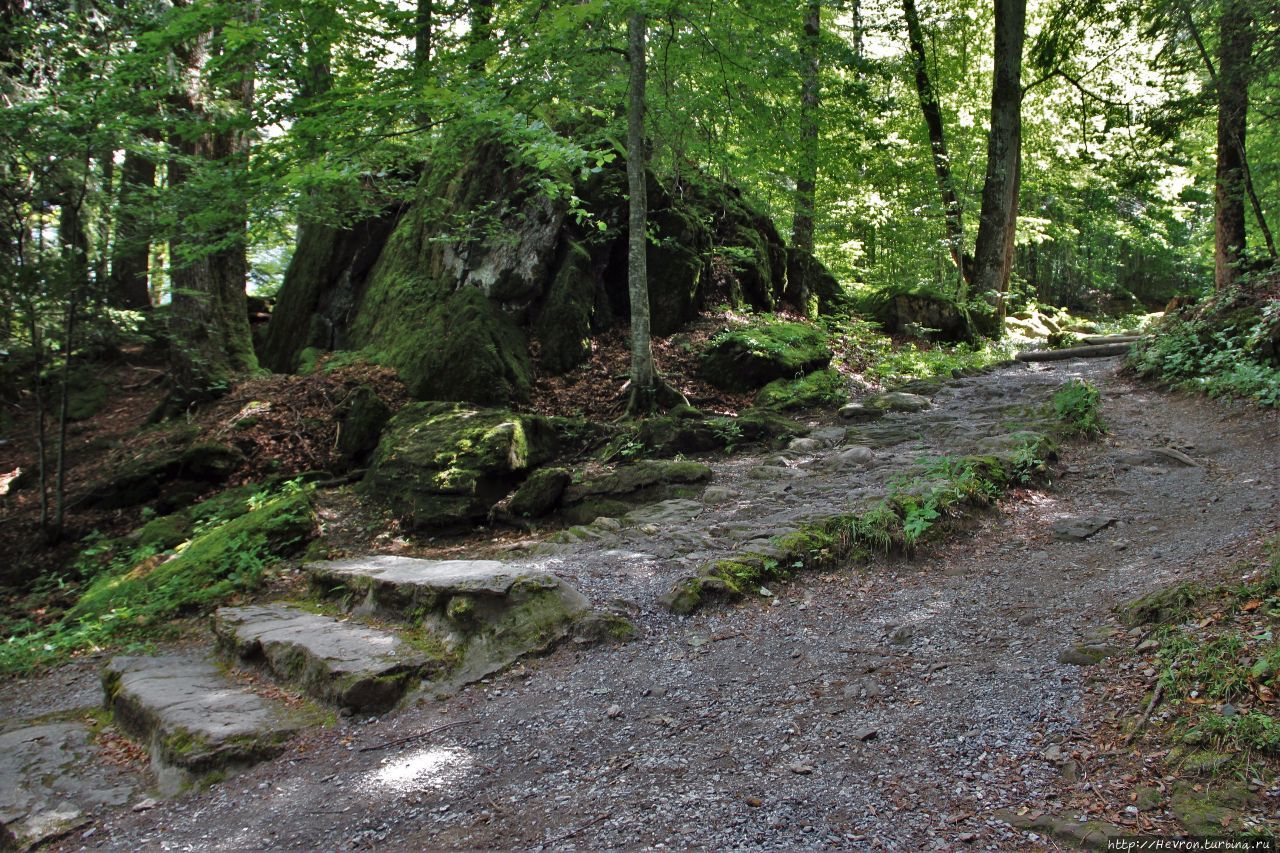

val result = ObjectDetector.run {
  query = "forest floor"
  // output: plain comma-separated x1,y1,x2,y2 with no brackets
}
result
5,354,1279,850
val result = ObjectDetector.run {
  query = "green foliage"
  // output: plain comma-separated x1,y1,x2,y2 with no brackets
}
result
755,368,848,410
1051,379,1106,437
0,482,316,676
1129,300,1280,408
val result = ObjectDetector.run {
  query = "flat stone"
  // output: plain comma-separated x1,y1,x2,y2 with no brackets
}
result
787,437,824,453
871,392,931,412
103,656,304,795
838,403,885,421
702,486,735,505
1058,643,1122,666
308,556,591,690
830,445,874,469
214,605,437,712
1051,516,1117,541
623,499,704,526
0,722,136,849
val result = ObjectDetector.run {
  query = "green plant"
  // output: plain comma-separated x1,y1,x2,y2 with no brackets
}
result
1051,379,1106,437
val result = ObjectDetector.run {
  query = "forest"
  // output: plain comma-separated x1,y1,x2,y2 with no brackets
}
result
1,0,1279,847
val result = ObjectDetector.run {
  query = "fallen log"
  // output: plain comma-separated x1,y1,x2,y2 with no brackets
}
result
1080,333,1141,343
1015,342,1132,362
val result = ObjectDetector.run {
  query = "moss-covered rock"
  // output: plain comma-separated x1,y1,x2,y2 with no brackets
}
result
785,247,847,316
65,367,109,421
700,321,832,392
755,369,848,410
509,467,572,518
136,515,194,551
336,384,392,466
77,438,244,511
364,402,559,529
69,490,315,623
534,241,600,374
562,459,712,504
1170,780,1254,835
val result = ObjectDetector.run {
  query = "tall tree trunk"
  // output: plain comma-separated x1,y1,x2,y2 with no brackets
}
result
970,0,1026,323
626,10,656,415
165,7,257,410
903,0,967,289
1179,0,1274,261
1214,0,1253,291
469,0,493,74
414,0,433,125
110,147,155,309
791,0,820,257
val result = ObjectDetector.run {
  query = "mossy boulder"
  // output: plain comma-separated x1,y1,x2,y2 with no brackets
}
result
136,514,194,551
786,248,847,316
69,490,315,624
364,402,559,529
336,384,392,466
77,438,244,511
509,467,572,518
562,459,713,505
534,241,601,374
65,366,109,421
700,322,832,392
755,369,848,410
1169,781,1254,835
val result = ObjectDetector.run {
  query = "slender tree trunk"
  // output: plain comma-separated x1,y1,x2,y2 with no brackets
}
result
903,0,967,289
53,293,76,539
970,0,1026,323
1214,0,1253,291
414,0,433,125
791,0,820,257
626,10,656,414
110,147,155,309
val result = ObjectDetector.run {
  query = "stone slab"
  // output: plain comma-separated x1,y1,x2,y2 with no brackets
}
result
214,605,436,712
0,722,136,849
103,655,304,795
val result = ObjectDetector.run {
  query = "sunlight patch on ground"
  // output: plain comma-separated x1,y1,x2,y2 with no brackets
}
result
359,746,472,796
0,467,18,497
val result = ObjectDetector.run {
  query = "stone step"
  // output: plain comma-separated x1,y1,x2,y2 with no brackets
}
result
213,604,441,713
306,556,593,686
103,655,305,795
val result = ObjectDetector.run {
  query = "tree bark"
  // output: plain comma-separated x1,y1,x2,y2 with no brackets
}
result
110,147,155,309
791,0,820,258
626,10,656,415
903,0,967,288
970,0,1026,321
1214,0,1253,290
469,0,493,74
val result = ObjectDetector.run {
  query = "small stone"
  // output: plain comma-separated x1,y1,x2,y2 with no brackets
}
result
838,403,884,421
852,727,879,742
1041,744,1065,762
132,798,158,813
788,762,814,775
606,704,622,719
958,832,978,843
745,796,763,808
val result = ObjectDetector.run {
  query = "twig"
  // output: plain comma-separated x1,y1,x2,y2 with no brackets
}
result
1122,683,1165,747
548,812,609,844
357,719,471,753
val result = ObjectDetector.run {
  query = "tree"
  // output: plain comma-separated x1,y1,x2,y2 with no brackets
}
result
969,0,1026,320
1214,0,1254,291
902,0,968,287
791,0,821,257
624,6,685,416
163,0,260,410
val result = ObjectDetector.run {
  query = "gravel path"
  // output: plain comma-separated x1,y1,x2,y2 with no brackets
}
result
41,358,1280,850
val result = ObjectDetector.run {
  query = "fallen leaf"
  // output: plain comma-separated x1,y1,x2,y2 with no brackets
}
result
1241,600,1261,612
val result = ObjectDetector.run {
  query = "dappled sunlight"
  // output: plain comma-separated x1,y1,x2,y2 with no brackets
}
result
358,746,473,796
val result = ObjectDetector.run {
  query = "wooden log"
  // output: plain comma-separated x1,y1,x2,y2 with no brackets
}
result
1015,342,1132,362
1080,335,1142,345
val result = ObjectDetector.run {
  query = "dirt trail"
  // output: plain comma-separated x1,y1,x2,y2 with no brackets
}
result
38,359,1280,849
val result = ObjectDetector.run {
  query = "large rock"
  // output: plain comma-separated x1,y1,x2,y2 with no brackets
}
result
74,437,243,511
103,656,306,795
214,605,441,712
307,556,592,687
364,402,559,529
0,723,136,849
700,322,833,392
261,138,839,400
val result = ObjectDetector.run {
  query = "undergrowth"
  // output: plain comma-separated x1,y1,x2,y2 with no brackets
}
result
1146,537,1280,758
0,480,317,676
1051,379,1106,437
1128,286,1280,408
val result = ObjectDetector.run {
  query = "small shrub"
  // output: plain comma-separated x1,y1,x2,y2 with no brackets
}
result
1052,379,1106,437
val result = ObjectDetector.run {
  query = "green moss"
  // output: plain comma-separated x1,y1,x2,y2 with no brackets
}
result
136,515,193,551
755,368,848,410
535,241,597,374
509,467,571,518
700,320,832,392
69,490,315,623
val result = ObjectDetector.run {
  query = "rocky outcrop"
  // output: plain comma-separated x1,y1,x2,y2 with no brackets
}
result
362,402,559,529
261,140,843,405
700,322,833,392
